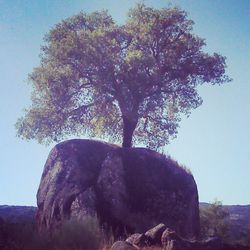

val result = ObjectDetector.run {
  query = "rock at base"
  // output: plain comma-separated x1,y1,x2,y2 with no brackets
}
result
145,223,166,245
115,224,224,250
110,241,137,250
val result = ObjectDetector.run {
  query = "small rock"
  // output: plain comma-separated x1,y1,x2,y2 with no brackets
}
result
145,223,166,245
161,228,179,247
110,241,138,250
126,233,147,246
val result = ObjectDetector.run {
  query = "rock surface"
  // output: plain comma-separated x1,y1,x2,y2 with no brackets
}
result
110,241,137,250
145,223,166,244
36,139,116,229
36,139,199,238
126,233,147,247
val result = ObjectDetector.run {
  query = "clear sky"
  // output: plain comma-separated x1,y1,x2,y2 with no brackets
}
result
0,0,250,206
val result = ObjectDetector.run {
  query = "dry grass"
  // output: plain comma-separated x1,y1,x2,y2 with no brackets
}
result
0,217,116,250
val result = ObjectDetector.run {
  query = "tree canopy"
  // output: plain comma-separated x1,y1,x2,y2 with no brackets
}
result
16,3,230,149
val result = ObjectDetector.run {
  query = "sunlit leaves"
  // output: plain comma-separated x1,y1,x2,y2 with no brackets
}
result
16,3,229,149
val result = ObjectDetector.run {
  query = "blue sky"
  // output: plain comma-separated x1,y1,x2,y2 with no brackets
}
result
0,0,250,206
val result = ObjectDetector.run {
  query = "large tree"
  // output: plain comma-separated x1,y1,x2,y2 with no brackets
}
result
16,4,230,149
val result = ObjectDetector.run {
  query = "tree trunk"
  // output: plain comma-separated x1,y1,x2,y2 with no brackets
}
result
122,116,138,148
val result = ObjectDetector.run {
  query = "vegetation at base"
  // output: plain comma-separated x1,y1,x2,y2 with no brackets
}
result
1,203,250,248
199,201,250,247
200,200,230,241
0,217,115,250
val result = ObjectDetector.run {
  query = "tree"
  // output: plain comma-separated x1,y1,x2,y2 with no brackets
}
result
200,201,230,240
16,3,230,148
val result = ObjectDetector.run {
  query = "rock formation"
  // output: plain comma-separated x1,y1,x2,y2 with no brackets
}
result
111,223,250,250
36,139,199,239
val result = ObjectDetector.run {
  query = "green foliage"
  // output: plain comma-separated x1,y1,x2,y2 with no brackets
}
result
16,3,230,148
200,200,230,241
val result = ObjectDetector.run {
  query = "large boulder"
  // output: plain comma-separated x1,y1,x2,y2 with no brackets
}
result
36,139,199,239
